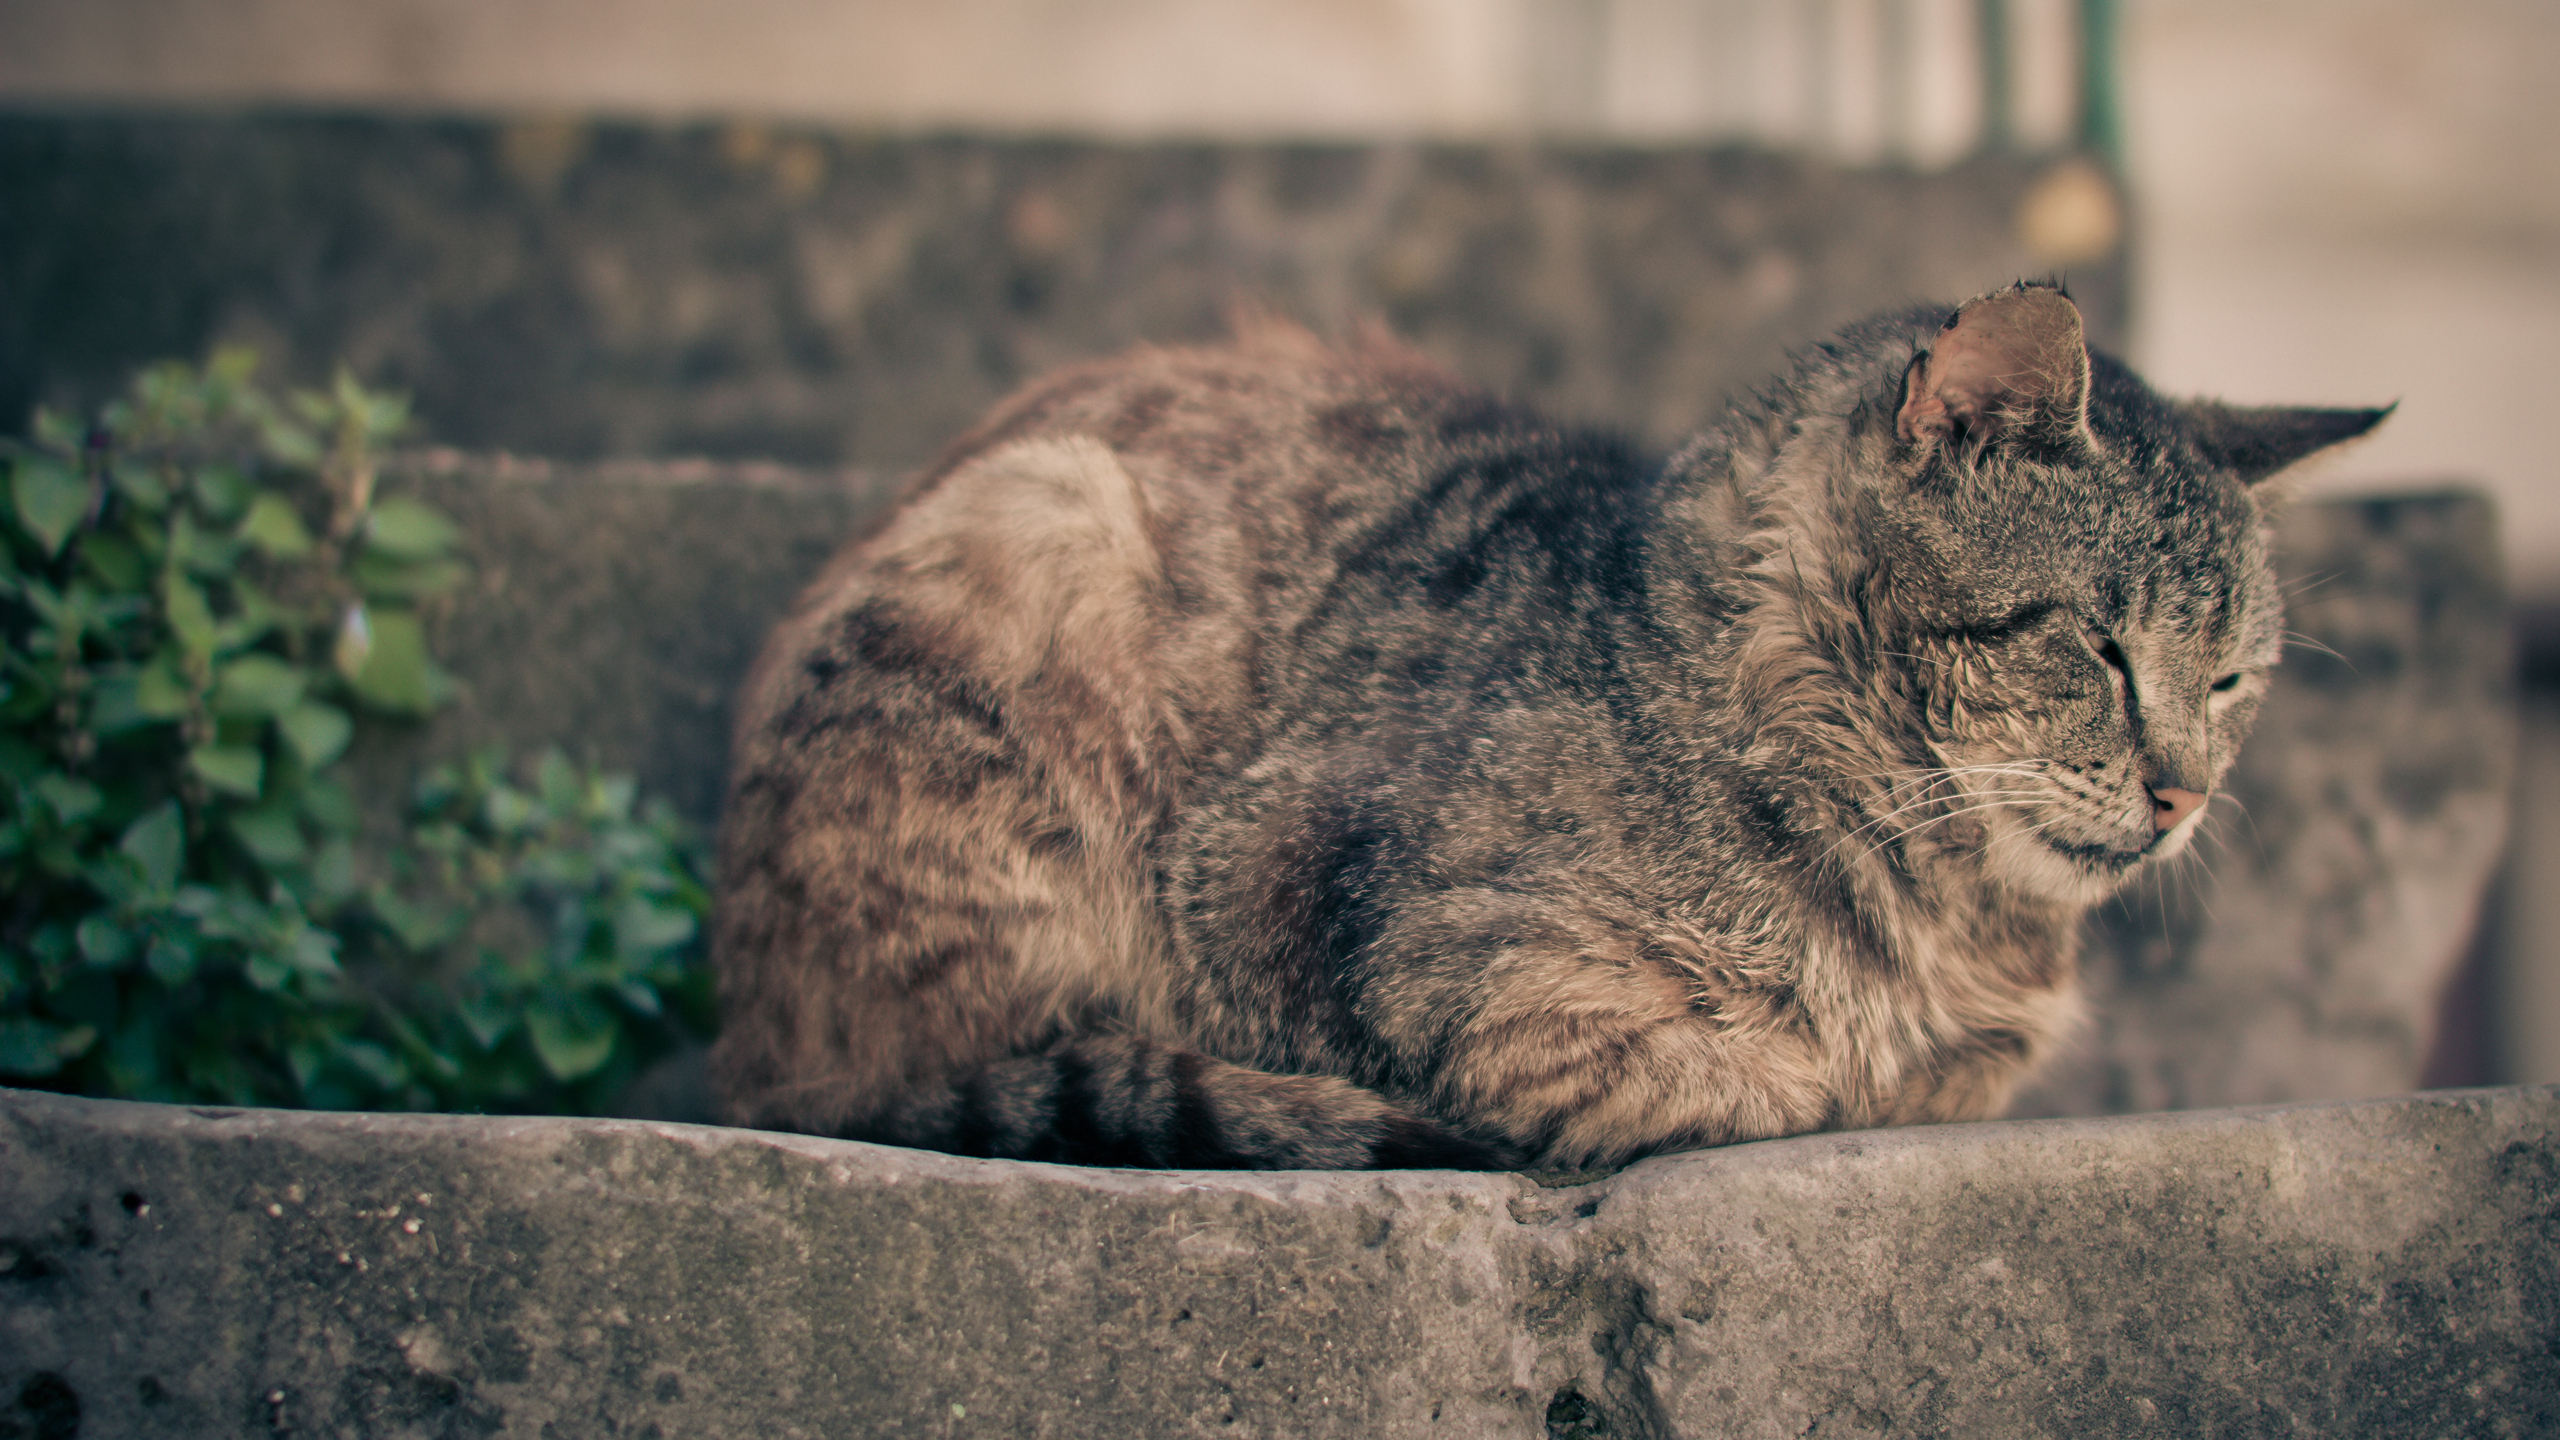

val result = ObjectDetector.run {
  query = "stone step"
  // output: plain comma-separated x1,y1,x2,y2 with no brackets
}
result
3,1084,2553,1436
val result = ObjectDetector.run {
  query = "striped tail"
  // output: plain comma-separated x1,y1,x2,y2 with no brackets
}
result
864,1032,1521,1171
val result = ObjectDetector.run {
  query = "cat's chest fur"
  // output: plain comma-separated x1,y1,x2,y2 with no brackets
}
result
709,290,2379,1169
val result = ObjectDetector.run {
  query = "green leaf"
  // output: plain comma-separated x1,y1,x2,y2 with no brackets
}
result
0,672,48,725
226,805,309,866
104,1020,164,1095
33,773,103,827
535,750,579,812
350,552,468,601
32,406,84,452
260,414,321,468
526,998,619,1082
245,953,293,992
188,744,264,798
120,801,185,892
211,653,306,718
236,493,314,558
364,497,461,560
284,922,340,977
0,1018,98,1078
163,572,220,659
134,652,193,719
12,455,91,556
597,774,640,821
191,463,250,521
278,701,352,769
334,367,412,444
369,889,455,953
170,508,244,577
76,915,135,967
85,669,155,734
456,998,514,1051
611,896,697,957
80,532,146,591
307,836,358,901
347,607,452,715
109,458,170,511
483,785,540,835
337,1038,407,1091
144,933,199,985
299,776,359,835
614,978,663,1017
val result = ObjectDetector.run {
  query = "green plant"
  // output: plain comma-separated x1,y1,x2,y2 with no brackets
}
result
0,352,713,1112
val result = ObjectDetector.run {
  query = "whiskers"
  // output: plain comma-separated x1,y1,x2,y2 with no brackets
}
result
2157,824,2222,928
2107,793,2238,935
2204,788,2273,871
1825,761,2054,862
2282,568,2345,603
2282,630,2352,669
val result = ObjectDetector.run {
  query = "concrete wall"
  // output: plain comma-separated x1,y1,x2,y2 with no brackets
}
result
0,114,2127,472
5,1084,2554,1437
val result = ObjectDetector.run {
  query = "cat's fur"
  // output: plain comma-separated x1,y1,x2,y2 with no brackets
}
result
708,285,2384,1170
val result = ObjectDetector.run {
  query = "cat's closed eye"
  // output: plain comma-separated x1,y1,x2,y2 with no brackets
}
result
2210,672,2244,693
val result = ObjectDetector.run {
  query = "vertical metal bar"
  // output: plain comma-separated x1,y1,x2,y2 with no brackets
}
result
1880,0,1916,163
1804,0,1837,154
2077,0,2123,165
1705,0,1760,143
1525,0,1613,135
1978,0,2014,152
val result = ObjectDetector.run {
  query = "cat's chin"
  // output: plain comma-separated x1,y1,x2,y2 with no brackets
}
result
1982,810,2160,906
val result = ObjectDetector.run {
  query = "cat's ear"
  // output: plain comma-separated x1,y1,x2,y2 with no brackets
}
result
2177,400,2393,488
1895,285,2090,460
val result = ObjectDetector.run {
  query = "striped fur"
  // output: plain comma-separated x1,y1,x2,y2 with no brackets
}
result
709,288,2385,1169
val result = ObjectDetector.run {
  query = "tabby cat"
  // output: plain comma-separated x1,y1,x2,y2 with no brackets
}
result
708,284,2383,1170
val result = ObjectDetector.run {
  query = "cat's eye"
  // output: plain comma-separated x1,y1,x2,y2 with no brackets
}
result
2211,672,2243,693
2092,634,2129,674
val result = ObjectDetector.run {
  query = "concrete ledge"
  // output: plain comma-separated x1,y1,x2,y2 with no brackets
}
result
4,1086,2554,1437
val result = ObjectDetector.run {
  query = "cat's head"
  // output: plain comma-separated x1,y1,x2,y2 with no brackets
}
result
1817,284,2386,905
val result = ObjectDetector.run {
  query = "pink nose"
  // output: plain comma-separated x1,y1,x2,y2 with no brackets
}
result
2149,786,2206,832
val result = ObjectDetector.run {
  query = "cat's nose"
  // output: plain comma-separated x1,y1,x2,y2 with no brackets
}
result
2148,785,2206,832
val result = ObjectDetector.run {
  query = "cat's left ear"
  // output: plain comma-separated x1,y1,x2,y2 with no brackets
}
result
1895,284,2091,460
2176,400,2394,489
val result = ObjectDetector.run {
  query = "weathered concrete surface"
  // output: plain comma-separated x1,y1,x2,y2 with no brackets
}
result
2,1085,2554,1438
0,113,2126,471
343,451,899,828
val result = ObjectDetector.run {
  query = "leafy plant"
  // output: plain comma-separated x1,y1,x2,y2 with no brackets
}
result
0,352,713,1112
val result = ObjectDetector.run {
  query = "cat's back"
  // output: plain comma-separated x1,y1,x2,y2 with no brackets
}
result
734,326,1568,765
913,321,1543,600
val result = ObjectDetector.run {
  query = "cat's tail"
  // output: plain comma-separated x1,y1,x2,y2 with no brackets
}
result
857,1031,1522,1171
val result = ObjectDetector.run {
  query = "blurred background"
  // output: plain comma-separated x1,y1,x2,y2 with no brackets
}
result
2,0,2553,1100
4,0,2553,559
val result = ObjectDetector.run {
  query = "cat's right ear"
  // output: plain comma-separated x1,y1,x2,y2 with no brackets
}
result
2177,400,2394,490
1895,285,2092,462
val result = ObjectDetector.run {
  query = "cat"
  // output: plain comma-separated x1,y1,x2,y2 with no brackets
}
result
706,284,2384,1171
